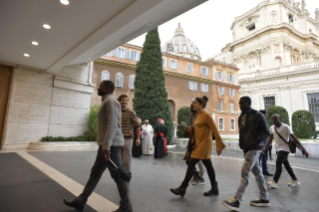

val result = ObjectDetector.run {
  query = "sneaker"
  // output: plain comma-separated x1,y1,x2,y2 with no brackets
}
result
288,179,300,186
250,197,270,207
191,171,199,185
197,176,205,185
221,196,240,211
266,180,278,188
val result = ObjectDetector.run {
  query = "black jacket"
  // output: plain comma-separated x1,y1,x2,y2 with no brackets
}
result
238,108,270,153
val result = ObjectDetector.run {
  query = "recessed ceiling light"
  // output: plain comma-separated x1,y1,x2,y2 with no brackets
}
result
24,53,30,57
32,41,38,45
60,0,69,5
43,24,51,29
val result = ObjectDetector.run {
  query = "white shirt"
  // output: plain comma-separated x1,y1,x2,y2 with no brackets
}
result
270,123,293,152
142,124,154,137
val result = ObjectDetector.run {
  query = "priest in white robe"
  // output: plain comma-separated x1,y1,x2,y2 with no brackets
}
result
141,120,154,155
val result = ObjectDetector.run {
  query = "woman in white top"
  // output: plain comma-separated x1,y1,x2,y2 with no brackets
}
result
262,114,309,188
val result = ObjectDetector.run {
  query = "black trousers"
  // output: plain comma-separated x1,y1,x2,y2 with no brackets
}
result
181,158,216,188
75,146,131,211
273,151,297,183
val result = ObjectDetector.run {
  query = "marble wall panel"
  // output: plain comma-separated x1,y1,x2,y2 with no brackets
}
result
10,101,50,124
48,124,88,137
13,81,53,105
51,88,91,109
15,69,54,86
56,64,89,83
49,106,89,125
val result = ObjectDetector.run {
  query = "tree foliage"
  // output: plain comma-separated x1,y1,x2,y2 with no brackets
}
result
292,110,316,138
133,27,174,144
177,107,191,138
266,106,290,127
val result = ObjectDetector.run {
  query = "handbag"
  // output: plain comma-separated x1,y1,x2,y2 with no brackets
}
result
274,127,301,154
108,157,132,182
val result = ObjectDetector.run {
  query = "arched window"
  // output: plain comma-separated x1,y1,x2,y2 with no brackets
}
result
115,73,124,88
101,70,110,81
275,57,282,68
129,75,135,89
191,96,194,101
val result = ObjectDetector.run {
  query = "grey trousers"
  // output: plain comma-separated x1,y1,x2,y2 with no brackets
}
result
235,150,269,203
122,138,133,173
75,146,132,211
194,160,205,177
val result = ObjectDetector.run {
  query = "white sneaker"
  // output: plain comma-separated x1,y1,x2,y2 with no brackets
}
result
288,179,300,186
266,180,278,188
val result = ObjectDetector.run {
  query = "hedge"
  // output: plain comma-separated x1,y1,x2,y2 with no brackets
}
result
292,110,316,138
41,135,95,142
177,107,191,138
266,106,290,127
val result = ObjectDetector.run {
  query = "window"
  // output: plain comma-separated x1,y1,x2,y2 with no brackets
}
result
169,59,178,69
218,87,225,95
218,118,224,130
162,57,167,67
129,51,140,61
308,93,319,123
247,23,255,31
218,101,223,111
188,81,198,91
191,96,194,101
230,103,234,113
201,67,209,76
275,57,282,68
187,63,193,73
129,75,135,89
216,71,224,80
101,70,110,81
229,89,235,97
230,118,235,131
116,48,127,59
200,83,209,93
115,73,124,88
288,14,294,25
264,97,275,110
228,74,234,82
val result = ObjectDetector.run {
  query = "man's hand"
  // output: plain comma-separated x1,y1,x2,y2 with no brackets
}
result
261,148,266,155
102,149,111,162
302,149,309,158
135,138,141,146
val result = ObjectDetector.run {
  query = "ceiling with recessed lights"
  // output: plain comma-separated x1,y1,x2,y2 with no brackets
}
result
0,0,207,73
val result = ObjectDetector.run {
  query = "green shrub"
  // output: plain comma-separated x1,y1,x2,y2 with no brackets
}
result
292,110,316,138
177,107,191,138
266,106,290,127
85,105,100,142
41,135,96,142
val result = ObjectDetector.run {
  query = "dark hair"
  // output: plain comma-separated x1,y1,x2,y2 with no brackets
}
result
240,96,251,105
195,96,209,109
102,80,115,93
190,101,196,114
118,94,129,101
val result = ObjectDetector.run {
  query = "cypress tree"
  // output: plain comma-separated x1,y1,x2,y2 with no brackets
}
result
133,27,174,144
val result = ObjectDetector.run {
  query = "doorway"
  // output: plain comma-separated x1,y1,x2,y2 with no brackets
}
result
0,65,12,149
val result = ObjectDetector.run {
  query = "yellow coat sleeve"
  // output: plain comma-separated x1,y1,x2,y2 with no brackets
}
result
205,113,225,151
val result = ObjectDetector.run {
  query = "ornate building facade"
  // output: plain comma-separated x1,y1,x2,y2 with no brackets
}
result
212,0,319,131
91,24,240,136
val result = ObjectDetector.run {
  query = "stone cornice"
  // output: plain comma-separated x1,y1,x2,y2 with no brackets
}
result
213,80,241,89
213,110,241,115
204,59,238,69
94,59,215,84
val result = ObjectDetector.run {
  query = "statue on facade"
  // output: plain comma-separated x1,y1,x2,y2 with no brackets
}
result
293,2,300,11
315,8,319,20
301,0,306,10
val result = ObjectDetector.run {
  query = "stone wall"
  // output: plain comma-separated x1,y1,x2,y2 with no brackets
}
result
2,64,94,150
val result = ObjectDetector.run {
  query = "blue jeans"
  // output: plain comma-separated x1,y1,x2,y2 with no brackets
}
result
259,139,269,173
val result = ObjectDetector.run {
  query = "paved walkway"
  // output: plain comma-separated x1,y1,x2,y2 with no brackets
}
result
1,150,318,212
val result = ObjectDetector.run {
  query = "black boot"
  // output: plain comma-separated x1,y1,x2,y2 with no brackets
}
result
204,181,219,196
63,198,84,212
170,184,188,197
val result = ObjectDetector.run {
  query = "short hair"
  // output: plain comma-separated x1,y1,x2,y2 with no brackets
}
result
118,94,129,101
102,80,115,93
145,119,149,122
240,96,251,105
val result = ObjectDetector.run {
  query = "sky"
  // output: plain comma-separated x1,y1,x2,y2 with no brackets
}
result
128,0,318,61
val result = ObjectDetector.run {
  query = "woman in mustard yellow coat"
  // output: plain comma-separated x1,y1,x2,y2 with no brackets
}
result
170,96,225,197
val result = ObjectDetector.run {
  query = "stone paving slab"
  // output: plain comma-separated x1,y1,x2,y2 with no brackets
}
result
30,151,319,212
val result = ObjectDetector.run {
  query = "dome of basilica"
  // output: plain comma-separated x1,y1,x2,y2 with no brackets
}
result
162,23,201,61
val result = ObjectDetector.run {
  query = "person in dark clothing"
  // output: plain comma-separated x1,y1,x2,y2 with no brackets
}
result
258,110,273,177
154,118,168,158
222,96,270,212
132,118,143,157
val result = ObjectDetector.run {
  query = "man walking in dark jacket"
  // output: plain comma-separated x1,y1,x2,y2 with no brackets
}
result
222,96,270,211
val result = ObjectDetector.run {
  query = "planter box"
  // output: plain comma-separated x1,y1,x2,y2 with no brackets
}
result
171,138,241,151
28,142,98,151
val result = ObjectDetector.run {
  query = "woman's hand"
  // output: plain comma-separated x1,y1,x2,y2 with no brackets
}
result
216,148,222,156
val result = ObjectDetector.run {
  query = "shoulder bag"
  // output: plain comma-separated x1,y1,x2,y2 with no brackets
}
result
274,127,301,153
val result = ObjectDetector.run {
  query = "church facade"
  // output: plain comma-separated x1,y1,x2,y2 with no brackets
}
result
91,24,240,136
212,0,319,131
